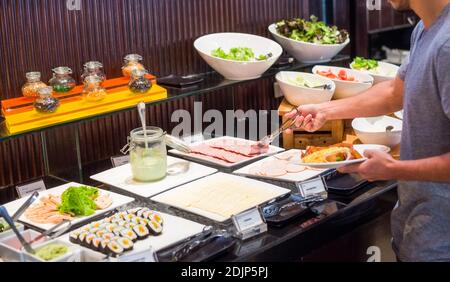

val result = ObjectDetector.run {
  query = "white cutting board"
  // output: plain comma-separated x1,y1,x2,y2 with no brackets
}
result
90,156,218,198
169,136,285,168
60,211,205,254
151,173,290,222
234,150,327,182
3,182,134,232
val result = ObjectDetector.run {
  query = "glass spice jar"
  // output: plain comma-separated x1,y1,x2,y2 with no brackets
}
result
21,72,47,99
34,86,60,113
49,67,77,93
82,76,108,102
129,69,152,94
81,61,106,83
122,54,145,78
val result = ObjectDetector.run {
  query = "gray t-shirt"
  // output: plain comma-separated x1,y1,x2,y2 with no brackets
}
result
392,4,450,262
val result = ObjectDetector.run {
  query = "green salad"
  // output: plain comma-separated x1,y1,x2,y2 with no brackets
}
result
211,47,269,61
287,75,322,88
58,186,99,216
276,15,349,44
0,219,11,233
351,57,379,70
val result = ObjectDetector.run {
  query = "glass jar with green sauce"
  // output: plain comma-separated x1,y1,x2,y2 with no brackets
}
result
123,127,168,182
49,67,76,93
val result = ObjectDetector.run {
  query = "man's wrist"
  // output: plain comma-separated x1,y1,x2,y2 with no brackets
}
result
388,160,405,180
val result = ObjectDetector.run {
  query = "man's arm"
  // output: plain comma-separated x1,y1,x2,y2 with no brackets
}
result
339,150,450,183
320,76,404,120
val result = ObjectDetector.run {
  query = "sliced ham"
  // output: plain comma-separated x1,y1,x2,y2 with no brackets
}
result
286,164,307,173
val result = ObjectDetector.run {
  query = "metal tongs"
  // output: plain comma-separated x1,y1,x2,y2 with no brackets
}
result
165,134,192,154
257,108,301,147
0,206,35,254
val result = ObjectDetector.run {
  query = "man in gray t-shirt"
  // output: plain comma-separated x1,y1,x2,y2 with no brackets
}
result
286,0,450,261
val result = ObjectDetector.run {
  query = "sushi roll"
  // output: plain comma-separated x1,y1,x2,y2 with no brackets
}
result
117,237,134,251
102,232,115,240
92,237,102,251
69,231,80,244
132,217,142,225
140,218,149,225
106,224,117,233
100,239,111,254
90,221,102,229
107,241,124,257
89,227,100,234
147,220,163,236
85,234,96,247
142,210,154,220
128,208,142,215
78,231,89,245
120,228,138,242
112,226,124,236
96,229,106,238
125,222,136,229
118,211,128,219
149,213,164,226
133,224,150,240
137,208,150,218
125,213,135,222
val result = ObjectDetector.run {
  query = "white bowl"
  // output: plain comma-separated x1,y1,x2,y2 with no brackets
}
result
194,32,282,81
312,66,374,99
268,24,350,64
276,71,336,106
352,116,403,148
350,61,399,84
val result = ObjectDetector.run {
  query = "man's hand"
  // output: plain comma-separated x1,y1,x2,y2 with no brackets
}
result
285,104,328,133
338,150,398,182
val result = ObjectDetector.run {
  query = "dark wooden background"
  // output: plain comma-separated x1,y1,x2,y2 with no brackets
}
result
0,0,413,197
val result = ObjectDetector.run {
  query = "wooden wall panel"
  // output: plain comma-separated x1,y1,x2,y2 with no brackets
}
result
1,0,319,189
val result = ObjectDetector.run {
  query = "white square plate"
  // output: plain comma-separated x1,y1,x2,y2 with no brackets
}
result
90,156,218,198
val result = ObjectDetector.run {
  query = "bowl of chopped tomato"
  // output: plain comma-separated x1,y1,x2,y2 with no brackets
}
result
312,66,374,99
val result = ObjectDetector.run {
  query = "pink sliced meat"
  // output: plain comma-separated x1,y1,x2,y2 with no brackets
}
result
208,140,268,156
190,144,251,164
286,164,307,173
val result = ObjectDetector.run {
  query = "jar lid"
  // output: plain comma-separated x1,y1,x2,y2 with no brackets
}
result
26,72,41,80
38,86,54,96
53,67,73,75
130,127,165,142
84,61,103,70
124,54,143,62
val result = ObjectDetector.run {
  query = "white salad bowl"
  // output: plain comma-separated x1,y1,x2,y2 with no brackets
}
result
268,24,350,64
194,32,282,81
276,71,336,106
312,65,374,99
350,61,400,84
352,116,403,148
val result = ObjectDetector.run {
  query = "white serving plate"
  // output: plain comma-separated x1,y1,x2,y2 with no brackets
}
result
233,150,328,182
3,182,134,232
60,211,205,255
91,156,218,198
169,136,285,169
151,173,290,222
353,144,391,154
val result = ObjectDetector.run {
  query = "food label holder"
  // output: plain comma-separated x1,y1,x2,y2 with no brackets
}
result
110,155,130,168
16,180,46,199
114,246,158,262
295,176,328,203
232,206,267,241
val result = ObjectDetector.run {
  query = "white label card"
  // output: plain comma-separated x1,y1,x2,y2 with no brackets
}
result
297,177,327,198
16,180,46,199
111,155,130,168
232,207,267,239
118,247,157,262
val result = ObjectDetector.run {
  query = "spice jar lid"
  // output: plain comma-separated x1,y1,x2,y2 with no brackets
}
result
130,126,165,143
38,86,54,96
26,72,42,81
84,61,103,70
124,54,143,62
52,67,73,75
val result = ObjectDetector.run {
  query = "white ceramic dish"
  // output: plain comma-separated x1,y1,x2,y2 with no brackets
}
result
312,66,374,99
3,182,135,232
268,24,350,63
234,150,328,182
353,144,391,155
276,71,336,106
169,136,285,169
23,239,79,262
299,158,367,169
90,156,218,198
152,173,290,222
61,211,205,254
350,61,399,84
194,32,282,80
352,116,403,147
